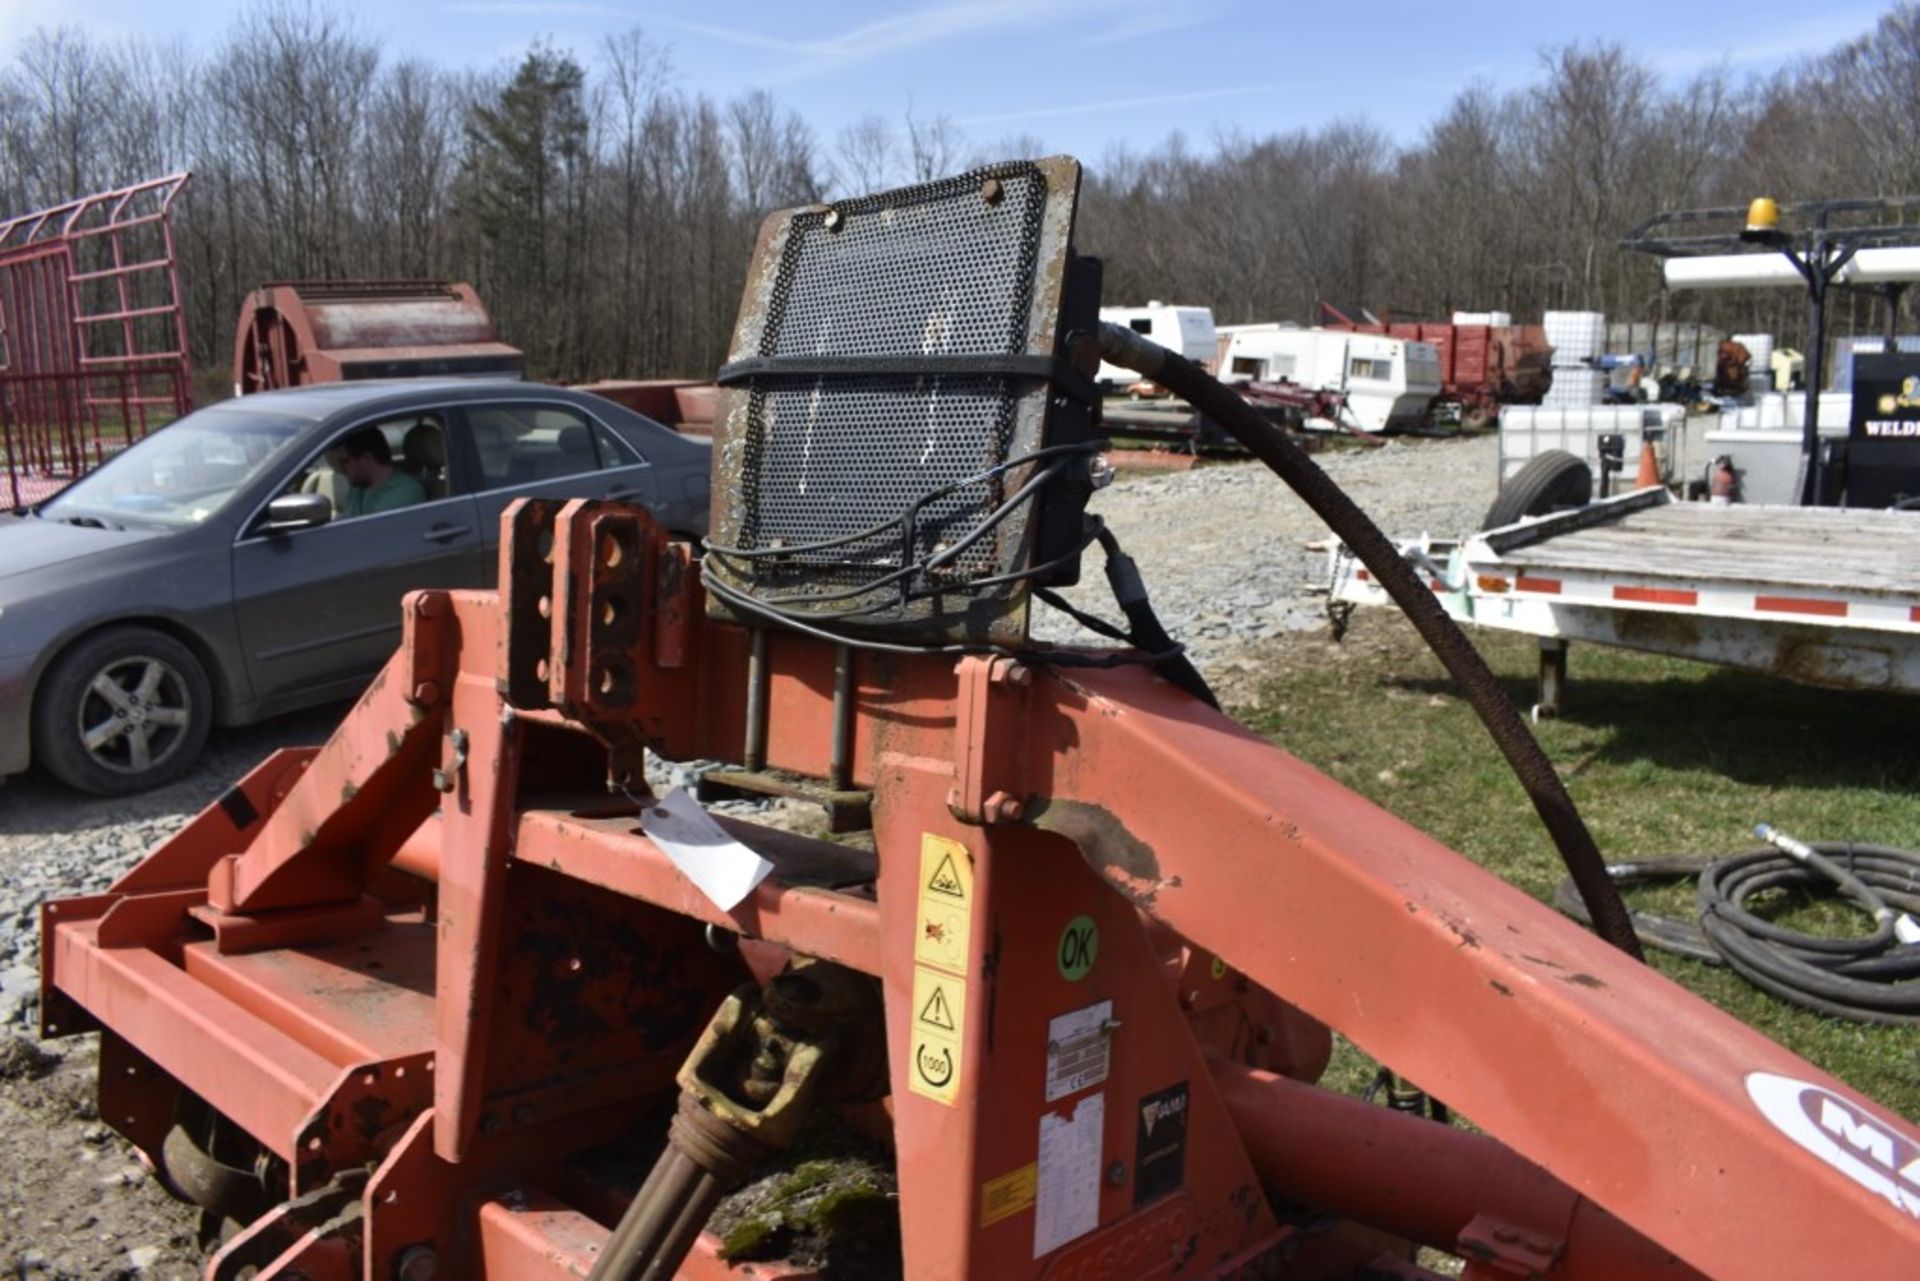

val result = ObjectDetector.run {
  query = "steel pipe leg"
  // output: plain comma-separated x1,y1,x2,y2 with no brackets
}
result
1535,638,1568,721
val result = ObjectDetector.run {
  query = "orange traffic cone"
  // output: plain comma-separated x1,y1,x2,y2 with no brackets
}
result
1636,438,1662,489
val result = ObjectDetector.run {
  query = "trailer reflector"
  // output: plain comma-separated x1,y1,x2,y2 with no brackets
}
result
1755,595,1848,618
1613,586,1698,607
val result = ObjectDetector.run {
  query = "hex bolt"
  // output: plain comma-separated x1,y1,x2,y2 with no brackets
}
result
823,207,844,232
410,680,440,706
984,790,1024,824
981,177,1004,205
989,659,1031,688
394,1246,439,1281
1105,1160,1127,1187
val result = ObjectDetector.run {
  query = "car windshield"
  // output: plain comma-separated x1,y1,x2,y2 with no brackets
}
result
38,408,308,529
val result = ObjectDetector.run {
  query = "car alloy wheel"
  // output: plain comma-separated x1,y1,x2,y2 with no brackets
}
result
75,653,195,777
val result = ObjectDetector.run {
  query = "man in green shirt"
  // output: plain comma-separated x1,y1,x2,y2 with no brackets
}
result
338,428,426,518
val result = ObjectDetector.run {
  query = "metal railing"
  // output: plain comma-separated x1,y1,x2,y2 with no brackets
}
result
0,366,188,510
0,174,194,510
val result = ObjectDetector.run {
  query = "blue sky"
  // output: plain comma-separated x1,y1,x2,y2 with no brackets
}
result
0,0,1895,159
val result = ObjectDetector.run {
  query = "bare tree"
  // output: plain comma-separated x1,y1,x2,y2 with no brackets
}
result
6,6,1919,393
833,112,898,195
904,104,963,182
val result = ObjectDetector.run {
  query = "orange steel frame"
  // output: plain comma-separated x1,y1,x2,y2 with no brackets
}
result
40,497,1920,1279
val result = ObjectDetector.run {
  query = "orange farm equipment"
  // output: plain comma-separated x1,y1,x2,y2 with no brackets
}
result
40,160,1920,1280
233,279,524,394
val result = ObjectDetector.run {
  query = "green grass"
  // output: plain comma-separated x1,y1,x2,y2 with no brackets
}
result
1235,613,1920,1120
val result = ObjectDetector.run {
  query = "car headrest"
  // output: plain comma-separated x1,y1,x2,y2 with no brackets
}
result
557,423,593,459
403,422,445,468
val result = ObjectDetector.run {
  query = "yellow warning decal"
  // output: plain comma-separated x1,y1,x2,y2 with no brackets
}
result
980,1162,1038,1227
908,962,966,1105
914,833,974,975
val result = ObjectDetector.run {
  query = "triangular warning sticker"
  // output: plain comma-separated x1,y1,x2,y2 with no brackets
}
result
918,984,957,1031
926,852,966,899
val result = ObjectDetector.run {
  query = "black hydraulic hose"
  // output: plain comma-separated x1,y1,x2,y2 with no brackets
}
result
1550,858,1721,964
1091,323,1644,961
1095,527,1220,710
1557,829,1920,1024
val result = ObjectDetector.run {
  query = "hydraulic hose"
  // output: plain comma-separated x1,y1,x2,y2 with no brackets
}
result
1553,827,1920,1023
1090,323,1644,960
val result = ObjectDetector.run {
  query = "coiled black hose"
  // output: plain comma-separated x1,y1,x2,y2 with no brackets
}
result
1553,827,1920,1023
1091,323,1645,960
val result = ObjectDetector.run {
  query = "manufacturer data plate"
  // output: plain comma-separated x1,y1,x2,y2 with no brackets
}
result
1045,999,1113,1103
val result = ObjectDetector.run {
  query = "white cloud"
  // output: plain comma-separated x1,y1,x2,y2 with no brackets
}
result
1643,9,1883,76
1080,8,1209,47
956,85,1273,128
574,0,1186,78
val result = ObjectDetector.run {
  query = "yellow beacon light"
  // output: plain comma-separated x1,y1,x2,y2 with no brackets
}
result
1744,197,1781,237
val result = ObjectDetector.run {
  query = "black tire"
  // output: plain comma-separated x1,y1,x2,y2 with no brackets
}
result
1482,450,1592,530
34,626,212,795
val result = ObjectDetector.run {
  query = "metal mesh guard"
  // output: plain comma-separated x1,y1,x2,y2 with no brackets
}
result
711,159,1080,642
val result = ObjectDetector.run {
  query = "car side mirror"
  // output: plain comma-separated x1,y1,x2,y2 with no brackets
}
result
262,492,332,534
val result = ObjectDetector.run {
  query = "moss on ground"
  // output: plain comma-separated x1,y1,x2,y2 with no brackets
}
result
709,1117,900,1278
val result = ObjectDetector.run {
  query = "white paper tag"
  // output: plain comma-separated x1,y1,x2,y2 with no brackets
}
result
1034,1092,1103,1257
1044,1000,1113,1102
640,788,774,911
1896,913,1920,945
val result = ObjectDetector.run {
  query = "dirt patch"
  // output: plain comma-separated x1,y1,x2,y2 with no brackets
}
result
0,1036,202,1278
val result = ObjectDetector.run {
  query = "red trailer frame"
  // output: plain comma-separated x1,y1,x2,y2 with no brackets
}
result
0,173,194,510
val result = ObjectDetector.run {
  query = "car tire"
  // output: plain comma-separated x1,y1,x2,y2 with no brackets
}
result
1482,450,1592,531
34,627,212,795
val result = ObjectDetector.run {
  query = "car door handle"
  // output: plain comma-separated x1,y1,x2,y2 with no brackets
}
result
422,524,472,543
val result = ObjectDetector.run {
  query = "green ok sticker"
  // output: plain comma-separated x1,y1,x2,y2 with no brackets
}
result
1057,914,1099,981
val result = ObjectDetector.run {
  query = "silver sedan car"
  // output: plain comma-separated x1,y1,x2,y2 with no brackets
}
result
0,380,710,794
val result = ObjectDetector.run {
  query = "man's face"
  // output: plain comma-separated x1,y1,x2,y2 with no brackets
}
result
342,451,376,486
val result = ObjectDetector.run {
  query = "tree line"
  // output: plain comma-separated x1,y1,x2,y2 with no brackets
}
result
3,2,1919,398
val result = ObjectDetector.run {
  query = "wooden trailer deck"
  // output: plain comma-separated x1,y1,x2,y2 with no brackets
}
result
1487,497,1920,599
1329,487,1920,703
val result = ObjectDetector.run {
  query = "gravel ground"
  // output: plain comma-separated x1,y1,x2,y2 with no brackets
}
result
1038,433,1498,696
0,431,1499,1275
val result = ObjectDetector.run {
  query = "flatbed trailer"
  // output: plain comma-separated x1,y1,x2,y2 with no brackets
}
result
1328,486,1920,711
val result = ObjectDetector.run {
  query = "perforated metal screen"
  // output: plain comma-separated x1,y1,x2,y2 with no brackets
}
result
707,158,1083,643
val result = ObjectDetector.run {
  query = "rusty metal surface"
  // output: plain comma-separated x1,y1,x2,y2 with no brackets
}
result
233,279,522,393
704,157,1083,643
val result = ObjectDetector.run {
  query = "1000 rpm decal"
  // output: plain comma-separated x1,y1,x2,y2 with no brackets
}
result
1747,1072,1920,1220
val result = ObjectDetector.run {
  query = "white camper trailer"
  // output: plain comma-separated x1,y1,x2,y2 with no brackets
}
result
1218,326,1441,432
1096,302,1218,386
